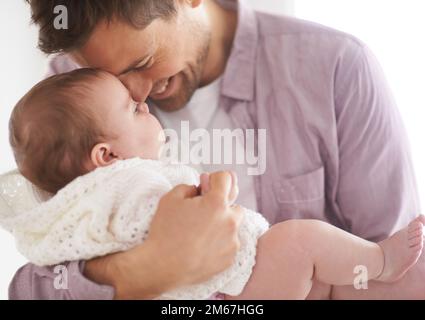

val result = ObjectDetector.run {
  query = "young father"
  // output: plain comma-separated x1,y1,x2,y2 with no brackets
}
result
9,0,424,299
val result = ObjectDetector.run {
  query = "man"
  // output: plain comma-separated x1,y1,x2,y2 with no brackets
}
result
9,0,424,299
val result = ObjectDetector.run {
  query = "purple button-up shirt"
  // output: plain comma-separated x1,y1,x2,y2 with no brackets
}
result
9,0,420,299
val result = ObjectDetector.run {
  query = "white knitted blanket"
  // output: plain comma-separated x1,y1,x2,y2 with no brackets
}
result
0,158,269,299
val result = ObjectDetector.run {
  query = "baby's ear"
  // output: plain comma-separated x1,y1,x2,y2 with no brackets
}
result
90,143,118,168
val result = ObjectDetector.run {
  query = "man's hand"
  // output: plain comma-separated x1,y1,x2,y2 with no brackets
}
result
84,171,243,299
200,171,239,204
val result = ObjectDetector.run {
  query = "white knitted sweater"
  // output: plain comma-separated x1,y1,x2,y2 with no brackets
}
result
0,159,269,299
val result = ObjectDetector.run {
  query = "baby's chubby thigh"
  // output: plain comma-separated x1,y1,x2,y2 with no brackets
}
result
226,220,320,300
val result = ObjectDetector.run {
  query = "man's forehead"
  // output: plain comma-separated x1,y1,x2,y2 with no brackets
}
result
73,19,157,75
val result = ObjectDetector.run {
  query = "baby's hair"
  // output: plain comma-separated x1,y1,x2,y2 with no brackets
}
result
9,68,111,194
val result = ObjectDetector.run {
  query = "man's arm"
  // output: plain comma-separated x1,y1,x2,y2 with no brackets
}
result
9,172,242,299
333,41,421,241
9,261,114,300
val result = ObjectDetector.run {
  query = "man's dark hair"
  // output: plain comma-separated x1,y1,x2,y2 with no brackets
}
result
26,0,177,54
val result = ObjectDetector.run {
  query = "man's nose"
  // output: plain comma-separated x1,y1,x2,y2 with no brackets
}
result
139,103,150,114
119,73,153,103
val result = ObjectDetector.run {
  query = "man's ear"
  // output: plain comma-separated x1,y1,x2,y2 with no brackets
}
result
90,143,119,168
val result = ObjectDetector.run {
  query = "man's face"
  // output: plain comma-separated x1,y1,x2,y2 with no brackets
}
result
73,4,211,112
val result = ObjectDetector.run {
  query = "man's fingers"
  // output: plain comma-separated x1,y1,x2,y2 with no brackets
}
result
169,184,199,199
200,173,211,195
229,171,238,189
228,171,239,204
207,171,232,200
230,204,244,226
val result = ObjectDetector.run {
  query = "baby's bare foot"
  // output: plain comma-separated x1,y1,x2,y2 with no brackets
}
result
377,215,425,283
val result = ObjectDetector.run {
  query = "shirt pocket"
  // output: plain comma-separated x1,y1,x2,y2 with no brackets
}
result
273,166,326,221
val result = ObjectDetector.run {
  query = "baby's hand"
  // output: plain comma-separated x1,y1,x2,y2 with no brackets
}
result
199,171,239,205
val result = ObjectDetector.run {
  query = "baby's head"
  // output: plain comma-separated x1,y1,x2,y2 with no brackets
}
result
9,68,164,194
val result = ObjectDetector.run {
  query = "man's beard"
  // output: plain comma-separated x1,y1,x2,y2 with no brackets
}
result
149,32,211,112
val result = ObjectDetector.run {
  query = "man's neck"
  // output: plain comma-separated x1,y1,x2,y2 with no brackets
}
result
200,0,237,87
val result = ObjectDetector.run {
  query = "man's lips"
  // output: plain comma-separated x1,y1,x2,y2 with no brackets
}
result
150,75,178,100
152,79,169,95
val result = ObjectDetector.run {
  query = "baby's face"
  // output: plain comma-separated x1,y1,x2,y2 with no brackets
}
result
93,74,165,160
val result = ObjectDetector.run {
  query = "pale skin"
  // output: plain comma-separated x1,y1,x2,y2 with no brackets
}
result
78,73,424,299
60,0,425,299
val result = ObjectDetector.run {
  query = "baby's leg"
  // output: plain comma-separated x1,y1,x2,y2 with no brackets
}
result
225,221,316,299
331,250,425,299
226,217,424,300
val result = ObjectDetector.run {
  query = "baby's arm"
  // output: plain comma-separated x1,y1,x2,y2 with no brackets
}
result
225,217,424,299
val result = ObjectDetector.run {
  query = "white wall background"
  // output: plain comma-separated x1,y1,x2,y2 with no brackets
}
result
0,0,47,301
0,0,424,299
247,0,294,14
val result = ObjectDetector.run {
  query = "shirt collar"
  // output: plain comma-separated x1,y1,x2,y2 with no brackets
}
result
217,0,258,101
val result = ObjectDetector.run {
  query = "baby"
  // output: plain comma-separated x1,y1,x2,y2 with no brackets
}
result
2,68,424,299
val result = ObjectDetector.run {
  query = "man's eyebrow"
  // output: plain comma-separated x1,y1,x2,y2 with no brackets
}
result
119,55,150,75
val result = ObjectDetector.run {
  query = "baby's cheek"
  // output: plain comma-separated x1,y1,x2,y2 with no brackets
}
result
150,120,166,159
139,135,163,160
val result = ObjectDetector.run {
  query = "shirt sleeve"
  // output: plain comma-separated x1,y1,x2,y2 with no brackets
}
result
8,261,115,300
333,41,421,241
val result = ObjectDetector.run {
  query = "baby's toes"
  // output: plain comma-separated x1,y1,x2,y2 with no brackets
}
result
408,227,424,248
417,215,425,225
410,215,425,228
408,220,423,234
